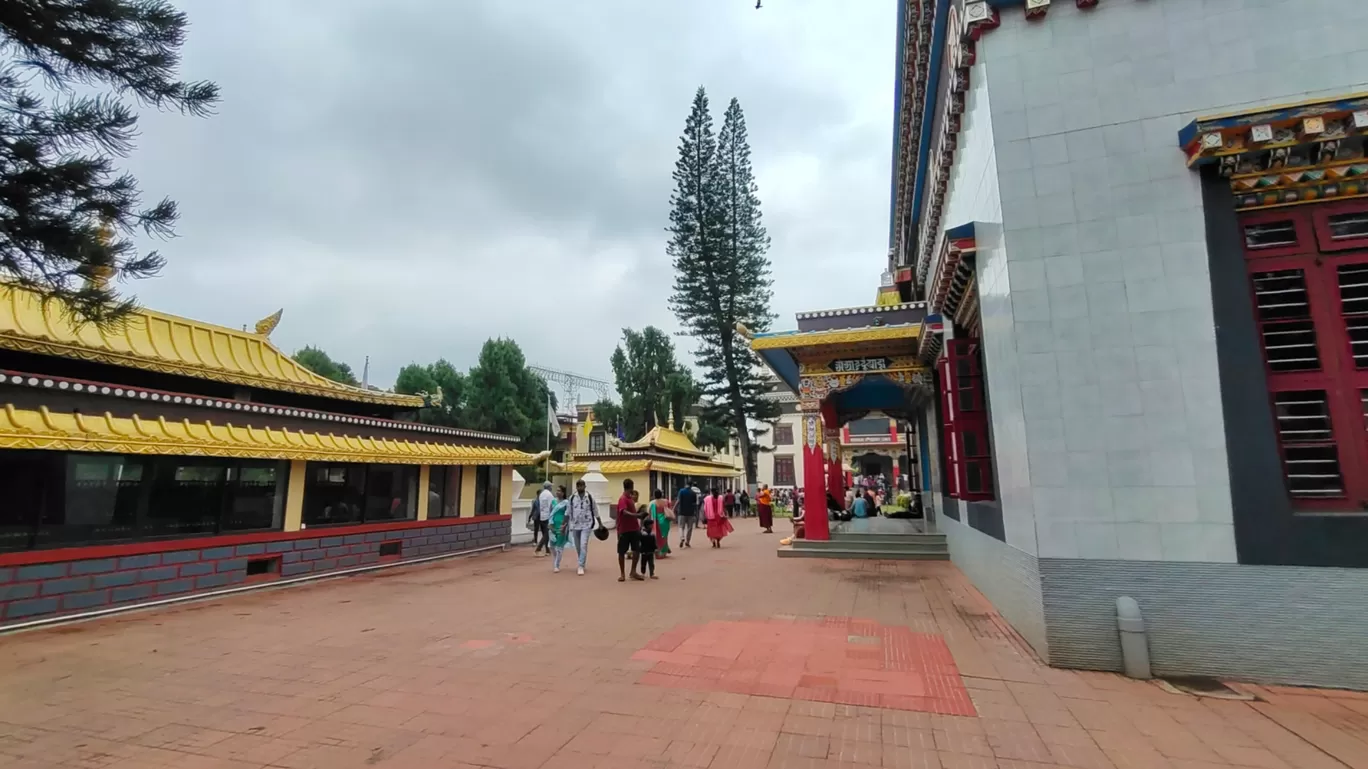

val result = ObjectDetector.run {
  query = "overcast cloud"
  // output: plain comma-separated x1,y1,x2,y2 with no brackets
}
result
125,0,896,396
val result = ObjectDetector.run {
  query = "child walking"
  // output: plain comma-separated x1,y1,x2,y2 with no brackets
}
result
639,517,659,580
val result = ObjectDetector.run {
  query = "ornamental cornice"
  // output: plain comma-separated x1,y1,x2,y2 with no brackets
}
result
890,0,936,268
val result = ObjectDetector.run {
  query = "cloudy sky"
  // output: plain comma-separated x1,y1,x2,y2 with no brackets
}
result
126,0,897,396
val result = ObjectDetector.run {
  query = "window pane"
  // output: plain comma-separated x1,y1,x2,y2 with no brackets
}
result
1273,391,1344,500
1244,220,1298,250
34,455,146,546
474,466,502,515
774,424,794,445
1337,263,1368,369
364,465,418,521
223,461,287,532
1328,211,1368,241
774,456,795,487
302,463,365,526
144,458,225,538
589,433,605,452
1252,269,1321,373
0,452,47,552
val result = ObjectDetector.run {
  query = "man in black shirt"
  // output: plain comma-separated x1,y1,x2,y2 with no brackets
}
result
674,484,698,549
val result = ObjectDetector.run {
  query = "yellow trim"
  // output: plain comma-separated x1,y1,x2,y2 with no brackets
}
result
0,404,538,465
555,458,739,478
1192,91,1368,123
614,426,711,458
283,459,306,532
0,285,422,407
416,464,431,521
750,324,921,351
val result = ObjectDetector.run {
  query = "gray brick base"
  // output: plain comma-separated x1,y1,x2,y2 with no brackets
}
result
0,517,511,626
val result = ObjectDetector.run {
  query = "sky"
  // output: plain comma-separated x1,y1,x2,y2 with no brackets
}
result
125,0,898,398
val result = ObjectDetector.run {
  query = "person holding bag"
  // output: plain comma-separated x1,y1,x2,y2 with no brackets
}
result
565,478,601,576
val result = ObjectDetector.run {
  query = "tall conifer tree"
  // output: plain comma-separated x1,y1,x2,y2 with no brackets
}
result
667,89,777,487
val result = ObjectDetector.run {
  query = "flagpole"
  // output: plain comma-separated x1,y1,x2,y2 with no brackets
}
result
546,391,553,483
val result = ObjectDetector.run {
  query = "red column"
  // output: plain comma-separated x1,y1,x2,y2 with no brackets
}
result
821,403,844,507
800,412,830,541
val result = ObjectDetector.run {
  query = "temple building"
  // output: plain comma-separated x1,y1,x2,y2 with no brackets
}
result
755,0,1368,690
0,284,538,626
554,424,741,497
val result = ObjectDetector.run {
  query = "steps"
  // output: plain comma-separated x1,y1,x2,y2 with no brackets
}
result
777,531,949,561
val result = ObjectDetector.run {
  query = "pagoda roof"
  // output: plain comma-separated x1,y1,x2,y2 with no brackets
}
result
0,285,422,408
554,457,739,478
613,425,713,459
0,404,541,465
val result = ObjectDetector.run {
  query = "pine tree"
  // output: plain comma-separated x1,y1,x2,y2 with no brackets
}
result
668,90,777,487
0,0,218,323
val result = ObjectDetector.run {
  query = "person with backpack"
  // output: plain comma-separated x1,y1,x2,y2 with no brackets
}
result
674,483,698,549
565,478,600,576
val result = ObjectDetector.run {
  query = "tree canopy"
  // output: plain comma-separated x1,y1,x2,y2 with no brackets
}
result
609,326,695,441
393,359,465,426
463,338,554,450
667,88,778,483
0,0,219,323
292,346,359,387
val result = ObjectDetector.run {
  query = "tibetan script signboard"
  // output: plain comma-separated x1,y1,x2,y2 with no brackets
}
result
828,357,893,373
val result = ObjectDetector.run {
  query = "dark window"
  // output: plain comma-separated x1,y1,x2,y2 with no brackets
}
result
773,455,796,487
0,451,286,552
847,418,891,436
938,339,995,502
1243,204,1368,512
473,465,503,515
774,424,794,445
428,466,463,518
588,432,606,452
302,463,418,527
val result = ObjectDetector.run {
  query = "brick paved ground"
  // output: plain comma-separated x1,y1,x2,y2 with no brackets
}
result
1,526,1366,768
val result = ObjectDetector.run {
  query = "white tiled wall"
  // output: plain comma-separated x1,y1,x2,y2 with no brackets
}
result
968,0,1368,562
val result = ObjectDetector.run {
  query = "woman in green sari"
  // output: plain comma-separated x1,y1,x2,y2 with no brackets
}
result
649,489,674,557
550,486,571,573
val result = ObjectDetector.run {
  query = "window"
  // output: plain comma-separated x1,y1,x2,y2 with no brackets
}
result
474,465,503,515
0,452,287,552
302,463,418,527
589,432,606,452
774,424,794,445
429,466,463,518
937,339,994,501
1242,203,1368,511
774,455,796,487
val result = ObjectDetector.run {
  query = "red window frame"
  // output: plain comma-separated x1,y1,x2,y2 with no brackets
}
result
773,455,796,487
1243,202,1368,512
774,424,794,446
1240,208,1316,259
937,339,994,501
1312,200,1368,253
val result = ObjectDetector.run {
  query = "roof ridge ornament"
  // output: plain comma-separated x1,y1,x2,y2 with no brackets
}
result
254,308,283,337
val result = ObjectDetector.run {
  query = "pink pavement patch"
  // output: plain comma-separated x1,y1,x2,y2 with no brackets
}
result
631,617,977,716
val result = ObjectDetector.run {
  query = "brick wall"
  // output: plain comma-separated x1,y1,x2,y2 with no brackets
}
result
0,518,509,625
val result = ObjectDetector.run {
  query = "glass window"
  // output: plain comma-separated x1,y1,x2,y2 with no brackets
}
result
0,452,287,551
774,424,794,445
774,456,796,487
302,463,419,526
429,466,463,518
589,432,606,452
474,465,502,515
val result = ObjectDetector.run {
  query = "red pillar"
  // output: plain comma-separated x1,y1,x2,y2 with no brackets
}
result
822,403,845,506
800,412,830,541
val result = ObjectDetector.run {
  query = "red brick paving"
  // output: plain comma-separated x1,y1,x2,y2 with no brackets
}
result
1,527,1366,768
633,619,974,716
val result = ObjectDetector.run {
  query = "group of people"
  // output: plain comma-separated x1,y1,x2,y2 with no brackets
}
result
528,478,746,582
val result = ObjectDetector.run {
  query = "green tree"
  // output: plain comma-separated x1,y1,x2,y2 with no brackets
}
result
464,338,554,450
293,346,359,386
394,359,465,426
0,0,219,323
667,90,778,485
588,399,622,441
609,326,691,441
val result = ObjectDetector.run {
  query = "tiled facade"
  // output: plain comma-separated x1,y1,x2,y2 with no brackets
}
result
907,0,1368,687
0,517,509,625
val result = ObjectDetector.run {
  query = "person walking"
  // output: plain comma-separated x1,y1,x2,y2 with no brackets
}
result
649,489,674,558
533,481,554,556
723,488,736,519
738,488,750,519
674,482,698,549
549,485,570,573
615,479,646,582
703,487,733,547
756,484,774,533
566,478,598,575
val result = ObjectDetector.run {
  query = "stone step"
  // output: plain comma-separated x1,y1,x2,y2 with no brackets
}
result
777,545,950,561
830,533,946,545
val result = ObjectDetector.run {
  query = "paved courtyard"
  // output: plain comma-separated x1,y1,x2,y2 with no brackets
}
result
1,525,1366,769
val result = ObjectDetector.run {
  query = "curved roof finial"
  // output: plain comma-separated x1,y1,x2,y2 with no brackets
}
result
254,308,284,337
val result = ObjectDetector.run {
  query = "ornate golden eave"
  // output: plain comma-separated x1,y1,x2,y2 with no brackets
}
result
0,404,536,466
554,457,739,478
612,425,713,459
750,324,921,352
0,285,423,408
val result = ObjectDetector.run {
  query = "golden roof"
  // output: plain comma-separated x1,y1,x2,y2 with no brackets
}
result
0,404,536,466
0,285,422,407
556,458,739,478
749,323,921,351
614,425,711,458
